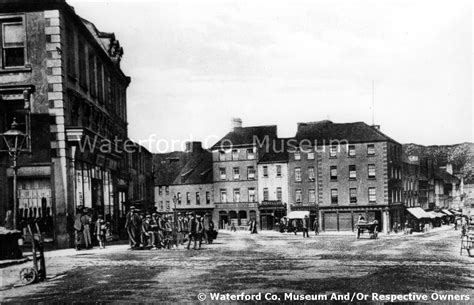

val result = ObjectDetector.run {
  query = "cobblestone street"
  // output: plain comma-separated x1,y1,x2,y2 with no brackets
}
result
1,227,473,303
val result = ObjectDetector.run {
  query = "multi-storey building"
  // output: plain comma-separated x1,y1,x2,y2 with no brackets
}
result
154,142,213,217
257,144,289,230
0,0,133,248
211,119,278,229
293,121,404,233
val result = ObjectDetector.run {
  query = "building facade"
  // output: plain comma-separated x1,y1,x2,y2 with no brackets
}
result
0,0,142,248
211,119,278,229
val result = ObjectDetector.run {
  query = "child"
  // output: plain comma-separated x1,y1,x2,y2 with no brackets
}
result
95,215,107,249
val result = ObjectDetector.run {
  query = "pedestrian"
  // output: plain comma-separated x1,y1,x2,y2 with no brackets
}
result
249,218,258,234
177,214,185,245
194,214,204,249
313,217,319,236
95,215,107,249
203,213,213,243
230,221,237,232
141,214,154,249
81,208,92,249
302,215,309,238
124,206,141,249
74,206,84,250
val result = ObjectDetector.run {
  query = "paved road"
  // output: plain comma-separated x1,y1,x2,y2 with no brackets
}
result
1,227,473,303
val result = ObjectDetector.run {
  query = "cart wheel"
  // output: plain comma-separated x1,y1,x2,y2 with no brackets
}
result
20,267,38,285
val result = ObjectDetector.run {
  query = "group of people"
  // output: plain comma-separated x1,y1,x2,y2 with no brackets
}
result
73,206,110,250
124,206,216,250
279,215,319,238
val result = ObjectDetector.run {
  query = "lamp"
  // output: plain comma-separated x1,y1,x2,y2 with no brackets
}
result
2,118,27,230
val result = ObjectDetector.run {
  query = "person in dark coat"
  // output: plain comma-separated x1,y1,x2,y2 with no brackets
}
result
74,206,84,250
141,214,154,249
302,215,309,238
313,218,319,236
125,206,140,249
187,213,204,250
249,219,258,234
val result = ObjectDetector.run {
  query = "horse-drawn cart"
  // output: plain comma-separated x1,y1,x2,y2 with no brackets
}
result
460,225,474,257
356,220,379,239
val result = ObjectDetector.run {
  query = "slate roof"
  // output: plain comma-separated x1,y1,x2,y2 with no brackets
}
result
295,120,398,144
173,152,213,185
212,125,278,149
258,138,290,163
433,169,460,184
153,151,188,185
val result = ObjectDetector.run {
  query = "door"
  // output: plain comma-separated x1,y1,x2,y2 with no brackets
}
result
339,212,353,231
324,212,338,231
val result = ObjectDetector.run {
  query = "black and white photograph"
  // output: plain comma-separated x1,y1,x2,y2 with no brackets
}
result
0,0,473,303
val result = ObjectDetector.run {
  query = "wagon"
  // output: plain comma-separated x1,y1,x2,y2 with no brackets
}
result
356,220,379,239
460,225,474,257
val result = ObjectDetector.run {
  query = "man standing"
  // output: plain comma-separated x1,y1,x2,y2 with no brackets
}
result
74,206,84,250
302,215,309,238
81,208,92,249
125,206,140,249
141,214,154,249
187,213,196,250
177,214,185,245
313,217,319,236
249,218,258,234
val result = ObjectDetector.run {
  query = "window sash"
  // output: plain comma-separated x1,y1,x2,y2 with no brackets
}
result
295,168,301,181
2,22,24,48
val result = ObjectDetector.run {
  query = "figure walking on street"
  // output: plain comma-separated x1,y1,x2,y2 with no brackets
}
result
249,219,258,234
125,206,140,249
81,208,92,249
74,206,84,250
313,217,319,236
302,215,309,238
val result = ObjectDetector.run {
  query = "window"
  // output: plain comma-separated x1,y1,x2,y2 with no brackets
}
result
78,40,87,88
349,165,356,180
88,53,97,97
232,149,239,160
233,167,240,180
308,151,315,160
165,186,169,195
219,151,226,161
330,145,337,158
219,168,226,180
295,189,302,203
309,189,316,203
263,166,268,177
368,164,376,179
247,166,255,179
248,188,256,202
177,192,182,204
330,166,337,180
276,165,282,177
348,145,356,157
158,186,162,196
276,187,282,201
206,191,210,204
220,189,227,202
295,167,301,182
166,201,170,210
368,187,376,202
350,188,357,203
233,189,240,202
263,188,269,201
246,148,255,160
331,189,338,204
308,167,315,181
1,18,26,68
367,144,375,155
186,192,191,205
196,192,200,205
294,150,301,160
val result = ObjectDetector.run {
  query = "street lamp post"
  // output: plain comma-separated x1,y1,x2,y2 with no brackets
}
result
1,118,27,230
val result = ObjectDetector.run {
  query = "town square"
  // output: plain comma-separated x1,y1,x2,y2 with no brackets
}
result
0,0,472,303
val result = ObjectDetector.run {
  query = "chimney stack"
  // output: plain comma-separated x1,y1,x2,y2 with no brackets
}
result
371,125,380,130
231,117,242,131
185,141,202,153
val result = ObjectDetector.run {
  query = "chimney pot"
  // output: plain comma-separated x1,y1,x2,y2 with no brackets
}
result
185,141,202,153
231,117,242,131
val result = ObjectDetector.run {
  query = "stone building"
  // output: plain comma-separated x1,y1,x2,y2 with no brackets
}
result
257,143,289,230
0,0,144,248
293,121,404,233
154,142,213,217
211,119,278,229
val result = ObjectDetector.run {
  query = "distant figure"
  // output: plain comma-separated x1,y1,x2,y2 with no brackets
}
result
357,214,365,223
4,210,13,230
73,206,84,250
302,215,310,238
125,206,140,249
81,208,92,249
230,222,237,232
95,215,107,249
313,218,319,236
249,219,258,234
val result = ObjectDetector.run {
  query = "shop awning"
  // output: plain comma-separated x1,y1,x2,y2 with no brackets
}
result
426,211,444,218
441,209,453,216
287,211,310,219
407,207,431,219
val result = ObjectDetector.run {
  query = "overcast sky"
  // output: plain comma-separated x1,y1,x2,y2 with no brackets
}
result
68,0,472,152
